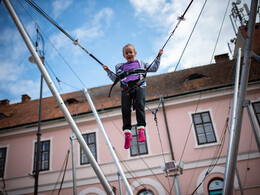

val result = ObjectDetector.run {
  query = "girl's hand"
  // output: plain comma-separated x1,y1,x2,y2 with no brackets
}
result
102,65,109,71
158,49,163,57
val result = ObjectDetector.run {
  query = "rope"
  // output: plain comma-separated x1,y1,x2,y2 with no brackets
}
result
158,0,207,109
179,92,202,162
144,0,208,121
51,148,70,195
25,0,75,42
57,149,70,195
152,111,172,192
25,0,106,67
242,131,254,188
162,0,195,50
209,0,232,64
114,149,147,192
145,0,195,73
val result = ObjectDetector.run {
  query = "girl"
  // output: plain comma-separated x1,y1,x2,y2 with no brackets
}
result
103,44,163,149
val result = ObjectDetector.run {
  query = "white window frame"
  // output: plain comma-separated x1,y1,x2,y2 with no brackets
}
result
189,109,220,148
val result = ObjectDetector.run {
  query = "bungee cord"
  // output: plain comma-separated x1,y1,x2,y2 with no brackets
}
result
51,148,70,195
24,0,197,98
25,0,107,68
145,0,195,73
147,0,208,121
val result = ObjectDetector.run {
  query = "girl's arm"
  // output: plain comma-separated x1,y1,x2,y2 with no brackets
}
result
143,49,163,72
102,63,123,82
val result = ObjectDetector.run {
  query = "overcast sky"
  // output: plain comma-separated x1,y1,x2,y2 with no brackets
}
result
0,0,256,103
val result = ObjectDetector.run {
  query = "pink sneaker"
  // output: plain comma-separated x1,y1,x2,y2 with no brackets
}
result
137,126,146,142
124,131,133,149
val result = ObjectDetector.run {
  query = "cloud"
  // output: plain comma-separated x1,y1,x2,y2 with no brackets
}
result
0,61,24,82
0,21,43,102
129,0,182,30
52,0,73,19
0,78,51,103
48,7,114,59
93,8,114,27
130,0,166,15
129,0,243,72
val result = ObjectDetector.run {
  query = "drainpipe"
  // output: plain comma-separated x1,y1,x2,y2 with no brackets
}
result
161,98,182,195
161,98,174,160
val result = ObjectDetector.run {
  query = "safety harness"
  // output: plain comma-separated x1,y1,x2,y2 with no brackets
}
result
108,68,147,97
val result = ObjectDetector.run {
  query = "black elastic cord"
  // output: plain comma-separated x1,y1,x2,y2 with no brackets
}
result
25,0,106,67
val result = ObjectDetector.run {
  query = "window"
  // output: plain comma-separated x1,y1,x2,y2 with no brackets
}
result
208,178,224,195
0,148,7,177
192,112,217,145
0,113,7,119
137,189,155,195
81,133,97,165
185,73,207,82
130,126,148,156
34,140,50,172
252,101,260,126
65,98,80,105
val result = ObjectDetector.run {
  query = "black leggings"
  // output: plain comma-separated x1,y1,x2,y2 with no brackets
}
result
121,85,146,130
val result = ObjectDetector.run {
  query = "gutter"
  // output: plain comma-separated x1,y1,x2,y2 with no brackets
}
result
1,80,259,132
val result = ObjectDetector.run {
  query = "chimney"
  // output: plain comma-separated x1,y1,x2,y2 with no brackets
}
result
233,23,260,58
0,99,10,106
214,53,230,63
22,94,31,103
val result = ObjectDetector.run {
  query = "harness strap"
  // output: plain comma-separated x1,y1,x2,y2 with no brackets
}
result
121,78,146,95
108,68,146,97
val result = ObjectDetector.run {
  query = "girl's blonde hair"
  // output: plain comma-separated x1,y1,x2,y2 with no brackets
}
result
122,44,136,54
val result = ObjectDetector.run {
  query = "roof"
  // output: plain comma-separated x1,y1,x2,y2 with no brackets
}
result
0,57,259,130
1,22,260,130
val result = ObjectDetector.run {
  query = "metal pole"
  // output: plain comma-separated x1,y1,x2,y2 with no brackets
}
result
174,174,181,195
162,99,181,195
83,87,133,195
34,73,43,195
118,172,123,195
70,134,77,195
229,48,245,195
2,1,114,194
32,28,44,195
244,100,260,153
223,0,258,194
161,98,174,160
235,166,244,195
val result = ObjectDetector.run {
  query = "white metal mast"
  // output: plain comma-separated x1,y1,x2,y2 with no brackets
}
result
223,0,258,194
83,88,133,195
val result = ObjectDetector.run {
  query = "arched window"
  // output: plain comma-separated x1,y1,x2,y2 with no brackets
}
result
137,189,155,195
208,178,224,195
64,98,80,105
185,73,207,82
0,113,7,119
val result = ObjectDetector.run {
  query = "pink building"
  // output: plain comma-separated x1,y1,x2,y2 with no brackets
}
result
0,19,260,195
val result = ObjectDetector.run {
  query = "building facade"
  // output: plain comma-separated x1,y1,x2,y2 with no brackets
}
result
0,22,260,195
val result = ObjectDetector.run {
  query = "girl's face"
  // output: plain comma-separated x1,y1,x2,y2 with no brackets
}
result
123,46,137,62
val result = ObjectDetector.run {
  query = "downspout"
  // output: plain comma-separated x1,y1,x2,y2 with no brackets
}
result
161,98,175,160
162,98,182,195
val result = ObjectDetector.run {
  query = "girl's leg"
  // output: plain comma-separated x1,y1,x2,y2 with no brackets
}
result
135,87,146,142
121,90,132,149
121,90,132,130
